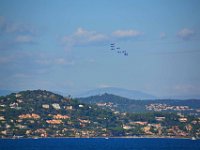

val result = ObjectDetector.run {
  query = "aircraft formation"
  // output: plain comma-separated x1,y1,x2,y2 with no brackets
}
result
110,43,128,56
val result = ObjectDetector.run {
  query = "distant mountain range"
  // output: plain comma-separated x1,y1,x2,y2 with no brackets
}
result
76,87,157,100
1,87,199,100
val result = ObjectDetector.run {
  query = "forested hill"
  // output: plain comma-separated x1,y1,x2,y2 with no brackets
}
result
77,93,200,114
0,90,123,138
0,90,200,139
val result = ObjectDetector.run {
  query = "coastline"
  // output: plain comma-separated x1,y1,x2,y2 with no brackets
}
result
0,136,198,140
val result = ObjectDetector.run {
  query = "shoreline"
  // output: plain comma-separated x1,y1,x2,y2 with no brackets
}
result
0,136,198,140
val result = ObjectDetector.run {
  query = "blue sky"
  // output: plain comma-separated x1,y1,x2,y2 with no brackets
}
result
0,0,200,98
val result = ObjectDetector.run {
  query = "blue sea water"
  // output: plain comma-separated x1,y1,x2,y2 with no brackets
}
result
0,138,200,150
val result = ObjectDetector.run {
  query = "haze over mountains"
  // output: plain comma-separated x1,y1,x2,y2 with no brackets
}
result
76,87,157,100
1,87,200,100
0,87,156,100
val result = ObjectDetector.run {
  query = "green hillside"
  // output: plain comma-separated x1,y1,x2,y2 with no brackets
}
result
78,93,200,116
0,90,199,139
0,90,122,138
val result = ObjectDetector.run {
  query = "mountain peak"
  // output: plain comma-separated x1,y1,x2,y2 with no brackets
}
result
77,87,156,100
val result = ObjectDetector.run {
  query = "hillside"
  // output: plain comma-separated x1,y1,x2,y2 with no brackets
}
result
0,90,200,139
78,93,147,112
0,90,122,138
78,93,200,115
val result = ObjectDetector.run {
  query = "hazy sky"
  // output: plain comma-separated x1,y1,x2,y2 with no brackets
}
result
0,0,200,98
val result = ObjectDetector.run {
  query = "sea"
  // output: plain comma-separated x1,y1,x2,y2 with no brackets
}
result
0,138,200,150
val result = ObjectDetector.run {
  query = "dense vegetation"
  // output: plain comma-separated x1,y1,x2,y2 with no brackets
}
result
0,90,199,138
78,93,200,115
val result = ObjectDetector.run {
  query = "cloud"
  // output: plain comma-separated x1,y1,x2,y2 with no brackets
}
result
98,84,112,88
159,32,166,39
177,28,195,40
13,73,31,78
36,57,74,66
0,56,13,64
86,58,95,63
55,58,75,65
112,29,142,38
15,35,34,43
0,16,38,50
0,16,36,35
62,27,143,48
62,27,108,47
74,28,108,42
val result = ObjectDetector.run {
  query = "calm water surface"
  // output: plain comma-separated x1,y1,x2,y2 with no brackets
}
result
0,138,200,150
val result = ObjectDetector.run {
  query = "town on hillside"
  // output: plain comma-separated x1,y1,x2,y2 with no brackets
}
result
0,90,200,139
